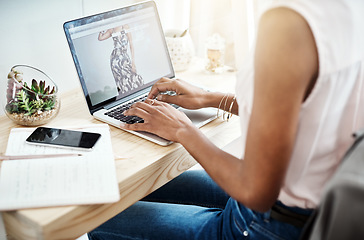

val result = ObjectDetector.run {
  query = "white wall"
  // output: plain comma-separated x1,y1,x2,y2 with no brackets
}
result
82,0,190,30
0,0,190,116
0,0,81,115
153,0,190,31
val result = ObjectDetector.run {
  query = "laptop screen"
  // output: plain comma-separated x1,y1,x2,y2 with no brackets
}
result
64,1,174,113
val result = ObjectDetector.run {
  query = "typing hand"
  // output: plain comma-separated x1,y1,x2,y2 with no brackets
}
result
147,77,209,110
120,98,196,142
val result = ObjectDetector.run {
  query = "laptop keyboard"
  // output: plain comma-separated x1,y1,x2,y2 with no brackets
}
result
104,92,179,124
104,95,147,124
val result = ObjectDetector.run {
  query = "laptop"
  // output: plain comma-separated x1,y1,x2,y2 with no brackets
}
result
63,0,217,146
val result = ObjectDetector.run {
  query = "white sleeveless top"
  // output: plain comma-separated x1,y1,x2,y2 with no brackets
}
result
235,0,364,209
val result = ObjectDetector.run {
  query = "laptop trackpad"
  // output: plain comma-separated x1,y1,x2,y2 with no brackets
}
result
180,108,217,128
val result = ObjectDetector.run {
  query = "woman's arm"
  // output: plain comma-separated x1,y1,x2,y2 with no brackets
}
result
147,78,239,115
98,29,113,41
122,7,318,212
179,7,318,211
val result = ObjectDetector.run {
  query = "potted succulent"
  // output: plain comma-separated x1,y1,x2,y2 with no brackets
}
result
4,65,60,126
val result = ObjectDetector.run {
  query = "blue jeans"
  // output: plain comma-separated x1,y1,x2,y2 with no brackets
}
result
88,170,311,240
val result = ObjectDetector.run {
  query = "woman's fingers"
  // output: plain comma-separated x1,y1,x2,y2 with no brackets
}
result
120,102,153,132
119,98,192,142
124,100,156,120
121,120,154,133
148,78,178,99
147,78,208,110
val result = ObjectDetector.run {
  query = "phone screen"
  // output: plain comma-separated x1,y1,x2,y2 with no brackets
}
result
26,127,101,150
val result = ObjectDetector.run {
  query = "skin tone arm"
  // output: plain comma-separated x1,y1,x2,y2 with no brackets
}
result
98,29,113,41
121,7,318,212
148,78,239,115
147,78,239,115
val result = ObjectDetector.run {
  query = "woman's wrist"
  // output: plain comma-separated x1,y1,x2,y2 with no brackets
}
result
202,92,238,118
202,91,226,108
176,123,201,146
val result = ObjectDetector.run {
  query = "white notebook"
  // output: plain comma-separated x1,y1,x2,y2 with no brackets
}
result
0,124,120,210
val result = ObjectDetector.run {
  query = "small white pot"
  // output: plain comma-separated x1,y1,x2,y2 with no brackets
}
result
165,29,195,72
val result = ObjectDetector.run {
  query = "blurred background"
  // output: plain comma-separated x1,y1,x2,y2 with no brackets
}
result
0,0,271,116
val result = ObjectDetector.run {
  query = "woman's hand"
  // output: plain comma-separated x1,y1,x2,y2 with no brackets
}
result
147,77,211,110
120,98,197,142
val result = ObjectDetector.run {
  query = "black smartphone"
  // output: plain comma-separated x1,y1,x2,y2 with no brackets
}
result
26,127,101,150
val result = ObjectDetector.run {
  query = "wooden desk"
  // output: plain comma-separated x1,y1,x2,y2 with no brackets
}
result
1,59,240,240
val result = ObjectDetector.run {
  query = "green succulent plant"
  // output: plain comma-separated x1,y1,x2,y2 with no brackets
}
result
6,71,57,116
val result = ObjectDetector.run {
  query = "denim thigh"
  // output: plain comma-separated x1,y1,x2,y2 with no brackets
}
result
88,170,306,240
143,170,230,209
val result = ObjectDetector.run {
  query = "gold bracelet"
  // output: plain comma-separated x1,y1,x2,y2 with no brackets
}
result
222,94,230,121
226,95,236,121
217,93,228,118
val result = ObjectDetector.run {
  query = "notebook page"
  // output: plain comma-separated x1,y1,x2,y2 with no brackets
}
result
0,124,120,210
